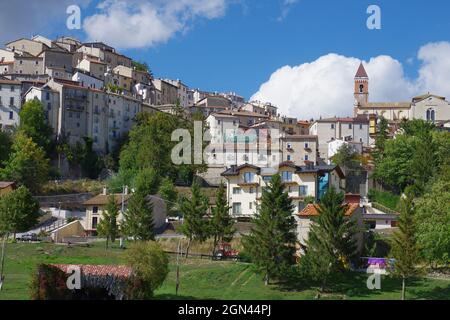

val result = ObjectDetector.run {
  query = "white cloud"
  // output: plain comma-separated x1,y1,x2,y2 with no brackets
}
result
278,0,298,21
83,0,229,49
251,42,450,120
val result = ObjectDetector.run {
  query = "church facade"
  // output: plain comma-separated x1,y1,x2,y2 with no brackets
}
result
353,63,450,123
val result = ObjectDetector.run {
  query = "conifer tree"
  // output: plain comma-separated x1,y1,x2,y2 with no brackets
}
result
123,192,155,241
389,192,423,300
300,187,358,293
210,183,235,255
243,174,297,285
96,195,119,249
179,181,209,258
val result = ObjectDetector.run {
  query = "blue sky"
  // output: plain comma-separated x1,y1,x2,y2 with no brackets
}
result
1,0,450,118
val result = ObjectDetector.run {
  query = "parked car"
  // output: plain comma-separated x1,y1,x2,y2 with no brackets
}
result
16,233,39,242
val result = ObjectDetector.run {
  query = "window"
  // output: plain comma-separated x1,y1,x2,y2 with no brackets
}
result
287,155,291,161
244,172,255,183
218,120,221,125
427,109,435,122
304,142,309,149
232,203,242,215
359,84,364,93
305,155,309,161
281,171,293,182
9,97,14,106
263,176,272,184
287,143,292,149
233,187,242,195
349,123,352,129
10,86,15,92
46,92,50,100
249,202,253,210
93,206,98,214
92,217,98,229
250,187,254,194
299,185,308,196
9,112,13,120
359,123,363,130
331,123,335,129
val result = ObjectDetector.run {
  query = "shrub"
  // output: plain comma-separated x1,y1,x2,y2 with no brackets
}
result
124,241,169,299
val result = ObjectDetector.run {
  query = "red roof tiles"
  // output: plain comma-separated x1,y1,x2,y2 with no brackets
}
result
298,203,359,217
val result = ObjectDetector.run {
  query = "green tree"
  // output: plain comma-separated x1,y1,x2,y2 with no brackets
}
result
122,192,155,241
96,195,119,249
389,192,423,300
242,174,297,285
79,137,103,179
210,183,235,256
300,187,358,293
179,181,210,258
0,132,50,193
0,186,40,237
331,144,364,194
18,99,54,156
118,112,206,185
373,116,389,163
134,168,160,195
0,131,12,168
158,178,178,217
124,241,169,299
415,178,450,267
373,134,415,193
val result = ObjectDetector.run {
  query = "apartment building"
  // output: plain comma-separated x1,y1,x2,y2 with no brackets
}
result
281,135,318,165
12,53,44,75
77,42,132,69
309,116,370,161
0,79,22,129
106,92,141,151
164,79,190,107
76,58,107,81
221,162,345,217
6,38,49,56
72,70,104,90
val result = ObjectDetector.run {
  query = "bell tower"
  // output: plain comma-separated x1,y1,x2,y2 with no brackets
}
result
354,62,369,106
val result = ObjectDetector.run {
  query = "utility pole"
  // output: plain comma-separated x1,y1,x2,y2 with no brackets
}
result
119,185,127,249
0,233,8,291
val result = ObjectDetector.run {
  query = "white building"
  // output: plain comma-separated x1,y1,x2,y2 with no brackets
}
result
309,116,370,161
72,70,104,90
221,162,345,218
0,79,22,130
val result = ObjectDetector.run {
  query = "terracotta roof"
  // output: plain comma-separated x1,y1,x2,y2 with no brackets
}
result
412,93,446,103
364,102,411,109
221,164,261,176
0,181,15,189
84,194,132,206
0,79,21,85
0,61,14,65
298,203,360,217
52,264,132,278
355,62,368,78
317,116,369,123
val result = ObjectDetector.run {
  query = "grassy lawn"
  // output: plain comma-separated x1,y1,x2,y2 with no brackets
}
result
368,189,401,211
0,242,448,300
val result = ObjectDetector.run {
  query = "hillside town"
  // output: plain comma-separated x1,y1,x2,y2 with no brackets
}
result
0,34,449,301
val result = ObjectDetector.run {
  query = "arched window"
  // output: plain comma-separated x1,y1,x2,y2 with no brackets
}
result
359,84,364,93
426,109,435,122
